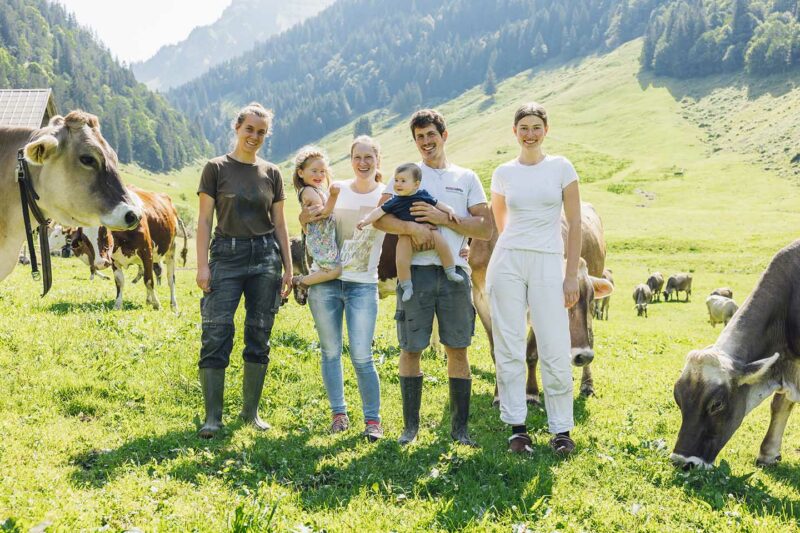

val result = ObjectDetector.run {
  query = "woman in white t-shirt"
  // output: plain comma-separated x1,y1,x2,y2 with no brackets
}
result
299,135,386,441
486,102,582,456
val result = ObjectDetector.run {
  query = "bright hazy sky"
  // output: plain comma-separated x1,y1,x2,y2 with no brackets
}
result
56,1,233,63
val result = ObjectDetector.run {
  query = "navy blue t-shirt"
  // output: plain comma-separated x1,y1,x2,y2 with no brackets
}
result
380,189,438,222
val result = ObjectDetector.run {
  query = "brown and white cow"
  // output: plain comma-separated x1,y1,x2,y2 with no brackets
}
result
471,202,614,401
672,239,800,469
633,283,652,318
664,273,692,302
1,111,142,282
647,272,664,302
70,186,186,311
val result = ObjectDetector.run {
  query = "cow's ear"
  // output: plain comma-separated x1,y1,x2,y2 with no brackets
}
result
24,134,59,165
737,352,780,386
591,277,614,299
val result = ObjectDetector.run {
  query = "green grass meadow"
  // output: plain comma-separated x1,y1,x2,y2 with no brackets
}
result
3,40,800,531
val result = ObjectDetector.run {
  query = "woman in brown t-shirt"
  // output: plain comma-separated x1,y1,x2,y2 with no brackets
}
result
195,102,292,439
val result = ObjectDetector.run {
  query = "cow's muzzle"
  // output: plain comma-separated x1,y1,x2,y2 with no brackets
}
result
571,347,594,367
669,453,712,470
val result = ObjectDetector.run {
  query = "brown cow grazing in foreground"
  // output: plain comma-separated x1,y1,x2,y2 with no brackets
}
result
711,287,733,299
706,295,738,327
70,187,186,311
633,283,652,317
672,239,800,469
471,203,613,402
664,273,692,302
0,111,142,283
593,269,613,320
647,272,664,302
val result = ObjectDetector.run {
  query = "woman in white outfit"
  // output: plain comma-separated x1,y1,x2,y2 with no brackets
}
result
486,102,582,455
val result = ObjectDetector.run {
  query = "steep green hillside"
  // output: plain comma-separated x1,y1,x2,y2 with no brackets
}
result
299,38,800,258
149,38,800,251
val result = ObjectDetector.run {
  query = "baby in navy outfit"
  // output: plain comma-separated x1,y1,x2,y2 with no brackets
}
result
357,163,462,301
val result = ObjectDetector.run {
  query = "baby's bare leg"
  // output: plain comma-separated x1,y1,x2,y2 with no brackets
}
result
433,231,464,282
397,235,415,302
397,235,413,282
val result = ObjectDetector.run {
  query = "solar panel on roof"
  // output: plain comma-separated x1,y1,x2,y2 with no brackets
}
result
0,89,54,128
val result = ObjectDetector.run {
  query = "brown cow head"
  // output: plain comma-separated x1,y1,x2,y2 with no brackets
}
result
24,111,142,230
568,258,614,366
671,348,780,468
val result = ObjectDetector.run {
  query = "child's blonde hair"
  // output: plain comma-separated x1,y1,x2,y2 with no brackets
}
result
292,145,331,192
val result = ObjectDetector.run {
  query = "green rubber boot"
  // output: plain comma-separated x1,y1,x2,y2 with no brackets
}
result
398,375,423,445
239,361,271,430
198,368,225,439
450,377,478,447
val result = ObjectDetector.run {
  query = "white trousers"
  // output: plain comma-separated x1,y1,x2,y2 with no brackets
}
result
487,247,574,433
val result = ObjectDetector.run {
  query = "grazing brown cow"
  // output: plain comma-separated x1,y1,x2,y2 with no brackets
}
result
593,268,614,320
672,240,800,469
664,273,692,302
0,111,142,282
711,287,733,299
471,203,613,401
647,272,664,302
70,187,186,310
633,283,652,317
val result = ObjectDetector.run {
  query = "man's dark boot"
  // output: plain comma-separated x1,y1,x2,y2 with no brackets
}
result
449,377,478,447
398,375,423,445
239,361,270,430
199,368,225,439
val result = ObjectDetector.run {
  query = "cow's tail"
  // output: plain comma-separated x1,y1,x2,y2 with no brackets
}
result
178,217,188,266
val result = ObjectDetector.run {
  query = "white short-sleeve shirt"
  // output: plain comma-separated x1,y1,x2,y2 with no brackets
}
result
323,179,386,284
387,162,487,271
491,155,578,254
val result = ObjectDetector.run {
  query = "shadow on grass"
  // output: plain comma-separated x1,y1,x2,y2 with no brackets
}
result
68,390,572,528
669,460,800,525
636,68,797,102
47,300,142,314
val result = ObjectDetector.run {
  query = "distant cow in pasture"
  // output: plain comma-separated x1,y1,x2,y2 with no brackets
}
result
647,272,664,302
706,295,738,327
664,273,692,302
671,239,800,469
0,111,142,283
70,187,186,311
47,224,71,256
592,269,613,321
711,287,733,299
633,283,652,317
471,203,614,401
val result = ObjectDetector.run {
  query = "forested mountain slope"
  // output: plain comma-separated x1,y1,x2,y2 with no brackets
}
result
132,0,334,91
0,0,208,172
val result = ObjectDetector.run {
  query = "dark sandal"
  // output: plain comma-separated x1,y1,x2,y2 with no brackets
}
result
508,433,534,454
549,434,575,456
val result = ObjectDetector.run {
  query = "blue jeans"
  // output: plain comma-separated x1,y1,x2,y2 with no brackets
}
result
199,236,283,369
308,280,381,422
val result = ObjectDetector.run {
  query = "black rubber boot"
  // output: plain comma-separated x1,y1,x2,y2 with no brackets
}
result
239,361,270,430
198,368,225,439
398,375,423,445
449,377,478,447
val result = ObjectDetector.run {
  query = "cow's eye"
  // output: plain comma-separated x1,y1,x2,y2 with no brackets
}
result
79,155,96,167
707,398,724,415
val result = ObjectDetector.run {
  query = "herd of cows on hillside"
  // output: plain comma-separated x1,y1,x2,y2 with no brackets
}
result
2,112,800,473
